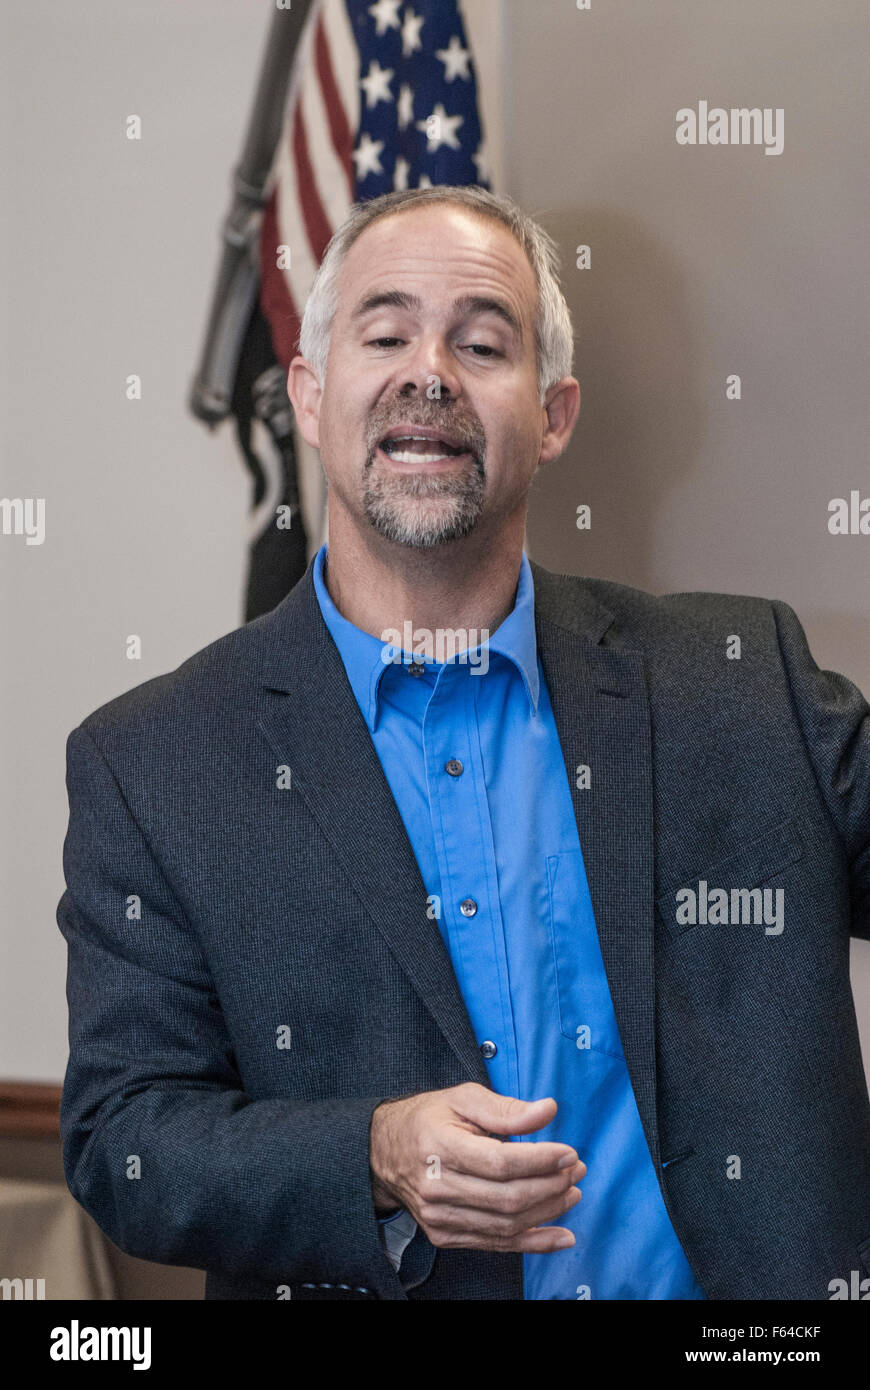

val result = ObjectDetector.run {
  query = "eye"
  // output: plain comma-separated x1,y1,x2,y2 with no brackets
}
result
464,344,499,357
368,337,404,348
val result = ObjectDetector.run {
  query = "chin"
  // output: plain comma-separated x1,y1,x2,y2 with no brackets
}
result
366,506,482,548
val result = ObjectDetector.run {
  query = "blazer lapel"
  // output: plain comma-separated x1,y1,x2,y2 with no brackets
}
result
529,561,661,1167
254,563,490,1086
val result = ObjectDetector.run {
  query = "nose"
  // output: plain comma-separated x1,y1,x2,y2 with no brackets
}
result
396,333,462,401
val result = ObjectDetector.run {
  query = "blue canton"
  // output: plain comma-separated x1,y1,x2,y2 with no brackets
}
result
346,0,490,197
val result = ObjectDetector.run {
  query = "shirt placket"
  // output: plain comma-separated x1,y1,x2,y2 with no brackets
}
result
422,661,520,1099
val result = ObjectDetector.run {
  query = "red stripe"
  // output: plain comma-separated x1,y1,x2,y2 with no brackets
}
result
314,13,355,201
292,102,335,264
258,188,302,369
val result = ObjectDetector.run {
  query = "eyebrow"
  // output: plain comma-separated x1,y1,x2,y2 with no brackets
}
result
351,289,522,338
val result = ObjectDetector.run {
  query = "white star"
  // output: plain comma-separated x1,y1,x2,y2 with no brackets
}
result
418,173,433,188
416,103,464,153
368,0,402,37
436,35,472,82
397,84,415,131
352,131,386,180
401,8,424,57
361,59,394,109
472,140,491,183
393,155,411,191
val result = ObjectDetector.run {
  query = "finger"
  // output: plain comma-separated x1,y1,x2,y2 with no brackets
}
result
444,1125,583,1182
419,1159,586,1216
430,1223,576,1255
421,1183,582,1244
507,1224,577,1254
452,1087,560,1138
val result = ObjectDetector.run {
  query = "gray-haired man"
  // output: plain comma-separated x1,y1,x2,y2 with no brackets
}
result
59,188,870,1299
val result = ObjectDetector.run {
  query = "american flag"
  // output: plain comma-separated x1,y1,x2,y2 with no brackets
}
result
259,0,492,372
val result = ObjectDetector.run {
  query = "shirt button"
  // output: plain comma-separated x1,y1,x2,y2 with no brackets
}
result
459,898,478,917
407,661,425,678
480,1040,498,1059
445,759,463,777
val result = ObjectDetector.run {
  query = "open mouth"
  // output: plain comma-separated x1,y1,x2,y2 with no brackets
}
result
378,434,471,465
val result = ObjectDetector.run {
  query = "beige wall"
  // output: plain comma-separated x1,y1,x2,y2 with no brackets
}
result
503,0,870,1065
2,0,259,1081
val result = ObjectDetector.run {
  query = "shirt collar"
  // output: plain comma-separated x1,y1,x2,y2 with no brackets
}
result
311,543,540,733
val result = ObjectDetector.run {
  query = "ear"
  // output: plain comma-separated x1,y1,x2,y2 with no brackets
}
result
287,356,322,449
538,377,581,466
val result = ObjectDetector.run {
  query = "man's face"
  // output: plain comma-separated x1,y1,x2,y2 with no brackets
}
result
291,203,566,549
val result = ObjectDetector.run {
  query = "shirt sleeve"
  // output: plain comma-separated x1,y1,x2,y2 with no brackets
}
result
377,1207,419,1273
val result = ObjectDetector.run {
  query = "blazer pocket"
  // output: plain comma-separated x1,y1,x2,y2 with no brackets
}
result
547,848,625,1055
657,816,804,936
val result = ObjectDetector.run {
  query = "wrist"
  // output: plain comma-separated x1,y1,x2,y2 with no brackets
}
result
370,1099,401,1214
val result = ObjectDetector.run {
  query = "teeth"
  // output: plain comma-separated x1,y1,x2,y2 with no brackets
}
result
389,450,452,463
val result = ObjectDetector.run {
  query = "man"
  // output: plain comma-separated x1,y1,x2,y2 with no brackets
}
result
58,187,870,1301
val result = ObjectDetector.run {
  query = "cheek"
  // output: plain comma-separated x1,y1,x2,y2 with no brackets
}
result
320,385,360,446
324,369,376,428
491,412,539,462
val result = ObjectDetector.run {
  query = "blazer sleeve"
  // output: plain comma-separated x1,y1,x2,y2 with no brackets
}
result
57,723,405,1297
771,599,870,939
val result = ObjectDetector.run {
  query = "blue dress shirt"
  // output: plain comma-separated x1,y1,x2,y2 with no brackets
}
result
312,543,705,1300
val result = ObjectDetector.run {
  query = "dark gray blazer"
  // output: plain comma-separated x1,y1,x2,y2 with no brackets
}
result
57,557,870,1300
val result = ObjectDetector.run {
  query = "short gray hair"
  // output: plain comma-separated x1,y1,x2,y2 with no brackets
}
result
298,186,575,405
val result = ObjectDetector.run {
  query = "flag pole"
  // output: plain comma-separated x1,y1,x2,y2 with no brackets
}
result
189,1,314,428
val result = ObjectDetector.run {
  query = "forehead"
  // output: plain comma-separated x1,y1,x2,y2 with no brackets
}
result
335,204,538,328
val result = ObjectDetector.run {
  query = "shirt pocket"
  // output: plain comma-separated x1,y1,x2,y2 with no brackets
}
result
546,848,625,1057
656,816,804,936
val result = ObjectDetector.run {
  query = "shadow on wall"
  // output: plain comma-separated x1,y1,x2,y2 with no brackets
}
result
527,205,704,592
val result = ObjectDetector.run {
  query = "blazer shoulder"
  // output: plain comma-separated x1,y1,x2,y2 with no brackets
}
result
642,583,782,642
542,566,782,645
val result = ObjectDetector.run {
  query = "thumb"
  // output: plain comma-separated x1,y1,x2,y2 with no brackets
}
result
457,1086,558,1136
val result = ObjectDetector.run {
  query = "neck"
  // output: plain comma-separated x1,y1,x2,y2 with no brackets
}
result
322,507,527,655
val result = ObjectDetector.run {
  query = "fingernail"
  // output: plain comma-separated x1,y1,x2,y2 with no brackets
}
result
557,1153,577,1169
555,1234,575,1248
